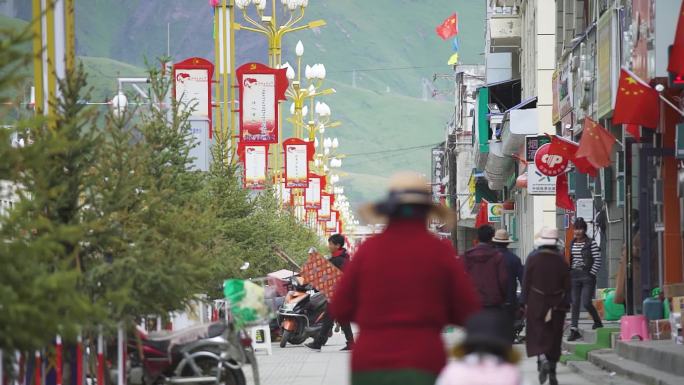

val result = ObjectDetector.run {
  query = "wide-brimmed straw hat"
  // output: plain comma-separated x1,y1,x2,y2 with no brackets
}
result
359,171,454,227
492,229,513,244
533,227,560,247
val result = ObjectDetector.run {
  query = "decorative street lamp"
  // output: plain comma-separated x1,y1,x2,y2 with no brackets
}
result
233,0,326,67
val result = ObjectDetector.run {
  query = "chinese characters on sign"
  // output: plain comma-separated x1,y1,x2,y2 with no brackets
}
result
236,63,289,145
525,135,551,162
305,176,322,209
173,57,214,137
527,164,557,195
283,138,311,188
318,194,332,221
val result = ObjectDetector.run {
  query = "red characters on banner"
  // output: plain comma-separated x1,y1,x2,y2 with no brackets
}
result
236,63,289,144
238,143,268,190
173,57,214,137
534,143,569,177
318,193,334,222
283,138,315,188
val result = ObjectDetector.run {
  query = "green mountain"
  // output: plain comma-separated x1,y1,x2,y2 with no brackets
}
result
1,0,485,206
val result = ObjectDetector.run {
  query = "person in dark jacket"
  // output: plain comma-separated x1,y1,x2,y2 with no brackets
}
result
464,225,508,309
330,172,481,385
492,229,524,318
523,227,570,385
567,218,603,341
306,233,355,351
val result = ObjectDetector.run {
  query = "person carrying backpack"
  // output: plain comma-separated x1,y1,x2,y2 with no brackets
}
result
567,218,603,342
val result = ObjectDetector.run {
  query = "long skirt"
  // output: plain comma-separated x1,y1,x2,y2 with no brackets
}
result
525,309,566,362
352,369,437,385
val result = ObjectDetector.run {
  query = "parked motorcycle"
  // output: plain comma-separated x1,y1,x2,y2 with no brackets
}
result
110,321,259,385
277,276,328,348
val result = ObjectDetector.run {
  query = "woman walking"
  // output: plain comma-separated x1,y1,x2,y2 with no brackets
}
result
522,227,570,385
567,218,603,341
330,172,481,385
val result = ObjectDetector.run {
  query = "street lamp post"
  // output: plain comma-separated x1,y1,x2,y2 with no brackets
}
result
233,0,326,67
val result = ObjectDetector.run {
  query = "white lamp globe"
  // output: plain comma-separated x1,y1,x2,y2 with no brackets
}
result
290,103,296,115
302,105,308,117
256,0,267,10
314,138,319,148
319,63,326,79
315,101,323,115
308,84,316,94
332,137,339,148
305,64,313,80
287,0,297,11
324,137,332,148
295,40,304,57
302,0,309,7
111,91,128,117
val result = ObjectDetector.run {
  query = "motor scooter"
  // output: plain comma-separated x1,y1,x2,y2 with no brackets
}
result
277,276,328,348
109,322,259,385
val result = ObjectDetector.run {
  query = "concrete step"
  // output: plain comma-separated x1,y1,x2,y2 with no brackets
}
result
566,360,643,385
589,349,684,385
615,340,684,377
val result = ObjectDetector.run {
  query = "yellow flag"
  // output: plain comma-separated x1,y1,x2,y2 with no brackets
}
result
447,53,459,66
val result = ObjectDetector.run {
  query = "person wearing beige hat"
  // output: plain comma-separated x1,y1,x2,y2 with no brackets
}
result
329,172,481,385
491,229,524,325
522,227,571,385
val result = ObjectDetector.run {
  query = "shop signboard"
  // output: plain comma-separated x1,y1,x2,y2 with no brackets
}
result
527,164,556,195
597,10,619,118
552,70,560,124
525,135,551,162
487,203,503,222
534,143,569,177
559,59,573,119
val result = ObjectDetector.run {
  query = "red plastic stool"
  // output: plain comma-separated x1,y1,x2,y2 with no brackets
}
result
619,315,650,341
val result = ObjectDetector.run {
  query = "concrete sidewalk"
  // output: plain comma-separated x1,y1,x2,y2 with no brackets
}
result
245,329,617,385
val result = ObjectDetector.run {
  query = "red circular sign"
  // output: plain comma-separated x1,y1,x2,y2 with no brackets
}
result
534,143,568,176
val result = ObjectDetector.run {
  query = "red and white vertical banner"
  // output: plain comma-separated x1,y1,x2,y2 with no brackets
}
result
239,144,268,190
304,175,324,209
318,193,334,222
173,58,214,136
326,210,338,233
283,138,313,188
236,63,288,144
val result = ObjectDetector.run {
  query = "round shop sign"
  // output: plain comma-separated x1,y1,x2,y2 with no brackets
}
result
534,143,568,176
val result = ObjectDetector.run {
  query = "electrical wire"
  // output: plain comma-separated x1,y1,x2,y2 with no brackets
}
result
344,142,441,157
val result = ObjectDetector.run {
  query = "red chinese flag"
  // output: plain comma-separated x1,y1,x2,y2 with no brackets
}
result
555,173,575,212
625,124,641,142
474,199,489,228
612,69,660,129
548,135,598,177
575,118,616,169
436,13,458,40
667,2,684,76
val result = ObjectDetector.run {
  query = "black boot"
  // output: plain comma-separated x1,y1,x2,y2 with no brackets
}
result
592,321,604,330
538,359,550,384
567,328,581,341
548,361,558,385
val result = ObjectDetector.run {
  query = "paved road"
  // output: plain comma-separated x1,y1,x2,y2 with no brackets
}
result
244,328,603,385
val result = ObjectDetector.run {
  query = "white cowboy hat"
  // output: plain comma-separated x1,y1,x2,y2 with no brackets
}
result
533,227,560,248
359,171,455,227
492,229,514,244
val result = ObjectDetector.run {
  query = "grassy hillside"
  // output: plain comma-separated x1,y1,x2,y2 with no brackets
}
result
1,1,485,206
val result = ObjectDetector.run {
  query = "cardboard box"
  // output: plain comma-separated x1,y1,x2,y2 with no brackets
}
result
649,319,672,340
593,298,605,319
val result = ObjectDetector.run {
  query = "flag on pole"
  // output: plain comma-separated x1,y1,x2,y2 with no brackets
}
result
667,1,684,76
547,135,598,177
555,173,575,211
447,53,459,66
452,36,460,51
436,13,458,40
612,68,660,129
576,118,616,169
474,199,489,228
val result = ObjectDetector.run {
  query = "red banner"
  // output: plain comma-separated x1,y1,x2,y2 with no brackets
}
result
173,57,214,137
283,138,314,188
318,193,334,222
238,143,268,190
236,63,288,144
305,175,326,209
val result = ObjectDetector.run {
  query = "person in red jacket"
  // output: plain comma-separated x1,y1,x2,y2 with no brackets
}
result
329,172,481,385
463,225,508,309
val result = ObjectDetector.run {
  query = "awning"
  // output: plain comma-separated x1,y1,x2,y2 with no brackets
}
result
484,140,515,190
483,79,522,111
501,97,538,156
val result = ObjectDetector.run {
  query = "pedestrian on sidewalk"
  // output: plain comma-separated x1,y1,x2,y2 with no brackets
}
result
305,233,355,351
522,227,570,385
491,229,524,324
464,225,508,310
435,309,522,385
567,217,603,342
330,172,481,385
